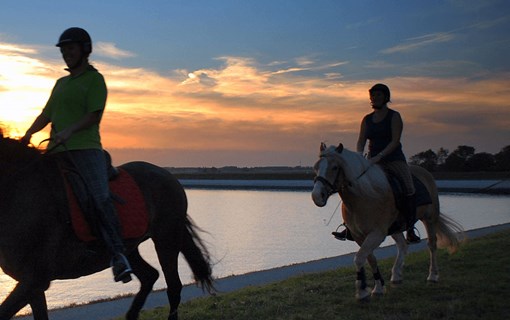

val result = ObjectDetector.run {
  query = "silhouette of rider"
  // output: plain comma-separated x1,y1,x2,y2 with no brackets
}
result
21,27,133,282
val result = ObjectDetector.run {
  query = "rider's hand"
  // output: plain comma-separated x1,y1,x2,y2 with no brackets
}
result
369,153,383,165
20,134,31,145
54,128,73,145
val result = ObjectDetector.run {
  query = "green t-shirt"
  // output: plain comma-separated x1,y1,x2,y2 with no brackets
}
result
42,66,107,152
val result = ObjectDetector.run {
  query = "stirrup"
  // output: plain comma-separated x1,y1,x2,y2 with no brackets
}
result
332,230,348,241
332,225,354,241
111,254,133,283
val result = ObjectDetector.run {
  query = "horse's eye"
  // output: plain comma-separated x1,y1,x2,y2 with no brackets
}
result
331,165,339,171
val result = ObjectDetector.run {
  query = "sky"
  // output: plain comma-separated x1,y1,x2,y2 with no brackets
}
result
1,0,509,167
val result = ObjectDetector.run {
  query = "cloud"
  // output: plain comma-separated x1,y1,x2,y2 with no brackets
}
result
381,32,455,54
1,39,509,167
0,43,38,55
94,42,136,59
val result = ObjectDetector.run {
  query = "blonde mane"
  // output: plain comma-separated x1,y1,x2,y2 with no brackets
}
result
321,145,389,198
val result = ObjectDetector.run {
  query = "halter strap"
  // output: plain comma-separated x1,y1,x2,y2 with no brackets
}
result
314,175,338,194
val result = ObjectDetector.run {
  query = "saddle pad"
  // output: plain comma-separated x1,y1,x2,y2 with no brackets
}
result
387,174,432,207
413,175,432,207
65,168,149,242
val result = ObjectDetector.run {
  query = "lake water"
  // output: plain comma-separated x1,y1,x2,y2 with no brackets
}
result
2,189,510,316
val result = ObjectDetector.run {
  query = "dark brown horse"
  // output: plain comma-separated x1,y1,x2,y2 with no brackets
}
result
0,136,213,320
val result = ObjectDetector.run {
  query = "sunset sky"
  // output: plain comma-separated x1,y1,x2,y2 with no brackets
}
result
1,1,509,167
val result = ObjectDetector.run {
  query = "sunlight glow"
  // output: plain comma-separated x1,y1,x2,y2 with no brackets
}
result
1,40,509,164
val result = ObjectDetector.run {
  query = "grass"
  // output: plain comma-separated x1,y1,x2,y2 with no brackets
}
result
115,229,510,320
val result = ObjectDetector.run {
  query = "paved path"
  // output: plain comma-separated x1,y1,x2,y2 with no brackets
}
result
15,222,510,320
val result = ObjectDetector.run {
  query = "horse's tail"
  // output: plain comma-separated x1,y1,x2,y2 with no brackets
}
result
181,216,215,293
435,212,465,254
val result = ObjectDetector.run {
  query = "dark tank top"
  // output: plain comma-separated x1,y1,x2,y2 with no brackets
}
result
365,108,406,162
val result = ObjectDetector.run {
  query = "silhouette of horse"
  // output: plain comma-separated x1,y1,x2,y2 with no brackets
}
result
0,135,213,320
312,143,463,301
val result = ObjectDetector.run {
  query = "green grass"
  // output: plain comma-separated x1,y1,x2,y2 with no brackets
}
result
118,230,510,320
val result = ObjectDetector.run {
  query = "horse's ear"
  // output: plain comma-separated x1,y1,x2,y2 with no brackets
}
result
335,143,344,153
320,142,326,152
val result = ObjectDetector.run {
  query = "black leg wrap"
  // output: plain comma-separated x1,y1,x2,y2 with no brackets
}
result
373,268,385,287
357,267,367,290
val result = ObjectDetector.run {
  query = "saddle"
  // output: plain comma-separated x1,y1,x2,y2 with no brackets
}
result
386,173,432,235
60,153,149,242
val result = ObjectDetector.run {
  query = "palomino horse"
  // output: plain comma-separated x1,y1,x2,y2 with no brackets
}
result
0,136,213,320
312,143,463,301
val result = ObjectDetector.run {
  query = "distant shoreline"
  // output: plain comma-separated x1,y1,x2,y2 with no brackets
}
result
169,169,510,194
168,167,509,181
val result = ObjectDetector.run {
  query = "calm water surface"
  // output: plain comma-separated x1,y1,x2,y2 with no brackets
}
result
2,189,509,315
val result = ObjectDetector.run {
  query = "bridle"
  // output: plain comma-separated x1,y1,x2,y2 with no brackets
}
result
313,153,373,197
313,155,344,197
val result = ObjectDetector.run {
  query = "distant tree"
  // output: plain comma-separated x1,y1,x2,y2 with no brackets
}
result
443,145,475,171
466,152,495,171
494,145,510,171
409,149,438,171
436,147,449,166
453,145,475,159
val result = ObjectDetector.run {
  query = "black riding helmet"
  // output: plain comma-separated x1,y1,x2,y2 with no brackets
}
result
369,83,391,103
56,27,92,55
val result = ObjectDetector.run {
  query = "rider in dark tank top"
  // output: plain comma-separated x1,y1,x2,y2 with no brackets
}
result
333,83,420,244
365,109,406,163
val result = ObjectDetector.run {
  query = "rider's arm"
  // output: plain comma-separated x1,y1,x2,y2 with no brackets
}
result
356,116,368,155
53,110,102,145
21,114,51,144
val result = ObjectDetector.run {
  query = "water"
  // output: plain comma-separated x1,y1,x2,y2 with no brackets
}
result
2,189,509,315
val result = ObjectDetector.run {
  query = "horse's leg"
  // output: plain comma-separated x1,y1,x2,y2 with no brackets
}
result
29,291,49,320
366,253,385,296
125,248,159,320
390,232,408,284
154,241,182,320
354,232,386,301
423,217,439,282
0,280,50,320
0,283,30,320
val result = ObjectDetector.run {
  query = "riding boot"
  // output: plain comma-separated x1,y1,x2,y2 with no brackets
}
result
404,194,420,244
332,227,354,241
98,201,133,283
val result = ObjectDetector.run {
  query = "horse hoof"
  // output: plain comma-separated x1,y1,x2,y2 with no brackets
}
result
356,289,371,302
371,289,385,297
427,275,439,283
169,310,179,320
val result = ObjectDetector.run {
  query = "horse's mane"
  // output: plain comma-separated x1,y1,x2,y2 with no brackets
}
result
0,136,43,166
321,145,389,198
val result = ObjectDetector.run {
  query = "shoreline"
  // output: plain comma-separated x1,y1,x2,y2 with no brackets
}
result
15,222,510,320
177,178,510,194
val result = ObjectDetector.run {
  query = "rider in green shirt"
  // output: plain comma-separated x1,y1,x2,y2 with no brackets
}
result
22,27,132,283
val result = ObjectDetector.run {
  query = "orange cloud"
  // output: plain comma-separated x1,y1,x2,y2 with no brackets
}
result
1,40,509,167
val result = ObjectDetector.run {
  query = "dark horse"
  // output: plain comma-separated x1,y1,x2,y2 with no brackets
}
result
0,136,213,320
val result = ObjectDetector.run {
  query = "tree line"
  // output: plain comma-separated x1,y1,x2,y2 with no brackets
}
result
409,145,510,172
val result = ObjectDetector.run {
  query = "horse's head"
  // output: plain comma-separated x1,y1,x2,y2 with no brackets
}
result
312,142,390,207
0,136,43,175
311,143,346,207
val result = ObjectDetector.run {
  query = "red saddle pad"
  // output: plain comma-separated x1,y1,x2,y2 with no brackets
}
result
65,168,149,242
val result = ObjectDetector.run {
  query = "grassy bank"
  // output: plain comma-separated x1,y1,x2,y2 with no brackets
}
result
125,230,510,320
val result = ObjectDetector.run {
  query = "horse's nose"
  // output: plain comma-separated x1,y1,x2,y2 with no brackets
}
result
311,183,327,207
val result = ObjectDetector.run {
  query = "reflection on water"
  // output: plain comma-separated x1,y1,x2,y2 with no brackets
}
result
2,190,510,314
